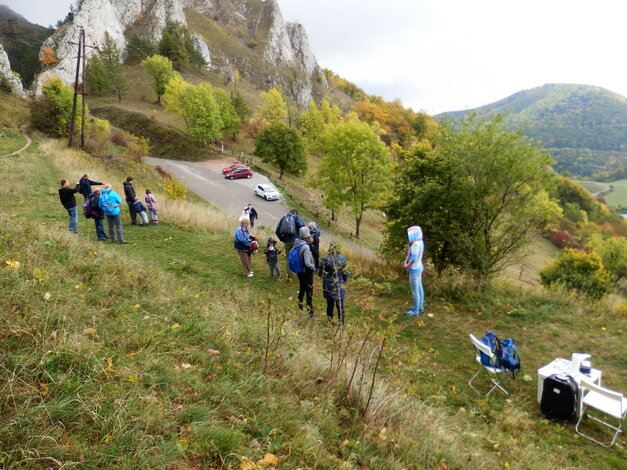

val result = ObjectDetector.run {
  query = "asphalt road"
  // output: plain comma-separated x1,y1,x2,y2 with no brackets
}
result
144,156,290,227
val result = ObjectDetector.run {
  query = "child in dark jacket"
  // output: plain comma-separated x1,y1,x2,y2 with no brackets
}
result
132,197,149,225
263,237,282,278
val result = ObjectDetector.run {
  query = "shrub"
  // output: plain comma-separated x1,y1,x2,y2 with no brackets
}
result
161,177,187,200
550,230,573,249
540,248,613,299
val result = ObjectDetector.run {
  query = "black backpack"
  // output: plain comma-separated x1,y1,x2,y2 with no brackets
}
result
279,214,296,237
540,374,578,422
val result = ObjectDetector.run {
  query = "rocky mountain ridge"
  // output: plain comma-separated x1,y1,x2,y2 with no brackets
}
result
34,0,325,106
0,42,22,94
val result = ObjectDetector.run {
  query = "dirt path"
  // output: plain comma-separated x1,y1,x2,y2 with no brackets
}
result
0,125,32,157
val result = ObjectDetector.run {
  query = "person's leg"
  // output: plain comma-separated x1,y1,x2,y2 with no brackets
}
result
305,270,314,315
274,262,281,278
407,271,421,316
114,214,125,242
107,215,114,240
140,211,149,225
326,298,335,320
95,217,106,239
238,251,251,276
67,206,78,232
128,202,137,224
297,272,306,309
417,268,424,312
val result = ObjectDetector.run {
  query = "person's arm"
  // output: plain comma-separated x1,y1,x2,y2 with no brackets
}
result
71,184,80,193
302,245,315,271
89,180,103,186
275,219,284,241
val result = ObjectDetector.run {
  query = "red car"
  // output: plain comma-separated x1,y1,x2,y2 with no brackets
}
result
222,163,249,175
224,167,253,180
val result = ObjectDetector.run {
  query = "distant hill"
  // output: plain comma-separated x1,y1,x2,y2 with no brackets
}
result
436,84,627,177
0,5,52,86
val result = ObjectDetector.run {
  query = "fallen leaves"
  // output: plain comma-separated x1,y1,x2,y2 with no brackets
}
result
83,327,97,336
43,292,52,301
4,260,20,270
207,349,221,356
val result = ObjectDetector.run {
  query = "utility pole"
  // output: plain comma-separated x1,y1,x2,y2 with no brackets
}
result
68,27,97,148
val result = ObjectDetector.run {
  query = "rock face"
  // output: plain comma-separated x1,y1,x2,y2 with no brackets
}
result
33,0,325,106
0,43,23,94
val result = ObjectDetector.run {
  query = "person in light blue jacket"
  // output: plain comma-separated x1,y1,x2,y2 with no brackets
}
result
100,184,128,244
403,225,424,316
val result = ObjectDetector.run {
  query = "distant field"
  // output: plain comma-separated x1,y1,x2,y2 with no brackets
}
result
604,178,627,208
577,180,609,195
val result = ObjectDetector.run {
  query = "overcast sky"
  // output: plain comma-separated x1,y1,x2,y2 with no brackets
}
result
4,0,627,114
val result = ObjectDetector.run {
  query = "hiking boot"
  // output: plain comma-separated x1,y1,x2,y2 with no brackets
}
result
246,273,254,278
118,240,128,244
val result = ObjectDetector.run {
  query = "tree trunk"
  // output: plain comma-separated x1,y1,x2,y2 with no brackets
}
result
355,214,362,239
331,208,336,221
279,166,284,179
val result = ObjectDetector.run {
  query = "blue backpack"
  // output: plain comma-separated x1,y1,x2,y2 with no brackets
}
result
480,331,521,378
288,245,305,273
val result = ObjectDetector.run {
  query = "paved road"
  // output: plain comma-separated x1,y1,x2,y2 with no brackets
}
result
144,156,290,226
144,156,375,259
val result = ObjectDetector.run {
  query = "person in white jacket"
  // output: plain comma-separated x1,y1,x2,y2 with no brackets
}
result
403,225,424,316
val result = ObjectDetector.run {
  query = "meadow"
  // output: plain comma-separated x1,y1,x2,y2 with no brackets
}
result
0,120,625,469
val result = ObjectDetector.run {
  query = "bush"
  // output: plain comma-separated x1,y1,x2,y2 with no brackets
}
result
550,230,573,249
540,248,613,299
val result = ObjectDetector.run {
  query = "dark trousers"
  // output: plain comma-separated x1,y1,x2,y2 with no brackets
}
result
127,201,137,224
297,269,314,315
326,298,345,324
94,217,107,239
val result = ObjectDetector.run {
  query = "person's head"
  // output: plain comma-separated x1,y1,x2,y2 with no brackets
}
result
267,237,276,246
94,188,101,195
247,203,252,208
104,183,112,190
289,209,299,216
146,188,152,194
60,179,68,187
239,215,250,227
126,176,134,183
82,174,89,179
299,226,311,240
308,221,317,232
407,225,422,243
328,241,341,255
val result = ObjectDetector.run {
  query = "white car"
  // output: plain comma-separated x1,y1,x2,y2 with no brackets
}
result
255,183,280,201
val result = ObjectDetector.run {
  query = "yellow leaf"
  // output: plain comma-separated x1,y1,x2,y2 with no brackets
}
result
171,323,180,330
207,349,221,356
181,363,193,369
127,374,139,383
258,453,279,466
4,260,20,270
378,427,388,440
38,382,49,396
74,283,85,290
105,356,114,372
601,327,607,331
132,304,141,309
83,328,97,336
43,292,52,301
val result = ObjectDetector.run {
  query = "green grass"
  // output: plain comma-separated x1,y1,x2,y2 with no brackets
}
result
605,178,627,209
0,126,625,469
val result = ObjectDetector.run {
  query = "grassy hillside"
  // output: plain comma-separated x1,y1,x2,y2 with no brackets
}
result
1,100,626,468
604,178,627,209
436,84,627,177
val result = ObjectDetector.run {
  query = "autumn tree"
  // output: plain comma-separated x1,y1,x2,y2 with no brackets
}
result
255,123,306,179
255,87,288,125
385,115,560,277
141,55,177,103
318,119,393,238
39,47,59,66
299,98,343,153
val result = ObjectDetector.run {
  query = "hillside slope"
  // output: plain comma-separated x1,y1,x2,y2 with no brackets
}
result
436,84,627,177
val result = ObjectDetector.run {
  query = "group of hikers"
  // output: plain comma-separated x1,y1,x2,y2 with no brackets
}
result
58,175,159,244
234,208,425,324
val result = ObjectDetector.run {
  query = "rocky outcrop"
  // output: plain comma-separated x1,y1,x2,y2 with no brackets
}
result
0,43,23,94
33,0,324,106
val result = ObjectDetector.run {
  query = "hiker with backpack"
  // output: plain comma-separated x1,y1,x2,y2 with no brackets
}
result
288,226,316,317
234,216,256,278
403,225,424,316
78,174,103,200
123,176,137,225
275,209,304,278
87,188,108,240
308,221,321,269
58,179,81,234
319,241,349,324
100,183,128,244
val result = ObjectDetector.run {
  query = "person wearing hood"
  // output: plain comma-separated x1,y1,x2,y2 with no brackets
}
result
123,176,137,225
293,226,316,316
319,241,349,324
403,225,424,316
100,183,128,244
308,221,321,269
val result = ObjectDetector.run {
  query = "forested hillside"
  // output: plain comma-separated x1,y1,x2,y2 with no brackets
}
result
0,5,53,86
436,84,627,177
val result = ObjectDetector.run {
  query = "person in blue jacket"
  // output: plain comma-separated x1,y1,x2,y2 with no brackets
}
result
319,241,349,324
234,216,256,278
78,174,103,199
100,183,128,244
403,225,424,316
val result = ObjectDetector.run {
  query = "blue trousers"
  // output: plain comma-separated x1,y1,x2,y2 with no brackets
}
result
94,217,107,239
66,206,78,232
409,267,424,313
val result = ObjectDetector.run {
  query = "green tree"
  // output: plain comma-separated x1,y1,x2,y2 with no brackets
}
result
85,54,111,96
179,84,223,145
212,87,240,140
255,123,306,179
318,119,392,238
30,77,84,137
255,87,288,125
230,90,251,122
385,115,560,276
100,32,128,101
540,249,613,299
299,98,342,153
587,234,627,281
141,55,177,104
125,34,156,64
159,22,189,71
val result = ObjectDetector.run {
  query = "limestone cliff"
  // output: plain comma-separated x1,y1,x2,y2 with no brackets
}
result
34,0,325,106
0,43,23,94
